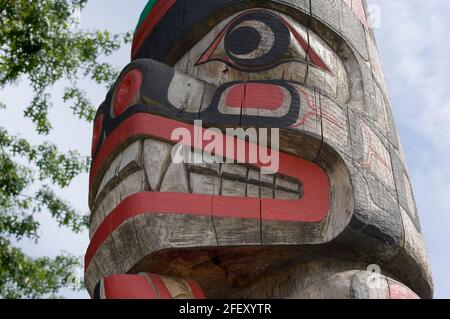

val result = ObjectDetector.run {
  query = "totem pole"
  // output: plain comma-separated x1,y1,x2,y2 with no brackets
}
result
85,0,433,299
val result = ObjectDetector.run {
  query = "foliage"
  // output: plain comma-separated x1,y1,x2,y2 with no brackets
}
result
0,0,130,298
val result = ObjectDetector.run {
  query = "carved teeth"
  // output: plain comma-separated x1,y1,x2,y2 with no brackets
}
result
95,140,142,202
247,184,260,198
221,180,247,197
248,169,259,183
93,138,302,207
275,189,299,200
90,170,148,239
94,138,302,207
275,176,300,193
160,161,190,193
90,138,302,239
220,164,248,180
260,186,274,199
189,173,221,195
185,150,301,200
143,139,172,191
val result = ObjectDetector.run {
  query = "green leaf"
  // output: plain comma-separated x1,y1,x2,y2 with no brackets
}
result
0,237,83,299
0,0,130,298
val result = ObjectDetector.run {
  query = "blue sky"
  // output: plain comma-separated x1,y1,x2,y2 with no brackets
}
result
0,0,448,299
368,0,450,299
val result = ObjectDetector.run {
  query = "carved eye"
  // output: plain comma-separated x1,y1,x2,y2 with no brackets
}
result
196,10,329,72
112,69,143,118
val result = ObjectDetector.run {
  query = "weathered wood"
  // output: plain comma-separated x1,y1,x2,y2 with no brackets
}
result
90,169,147,239
143,139,172,191
160,162,189,193
85,0,432,299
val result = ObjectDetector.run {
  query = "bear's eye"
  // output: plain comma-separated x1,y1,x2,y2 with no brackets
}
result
196,9,330,72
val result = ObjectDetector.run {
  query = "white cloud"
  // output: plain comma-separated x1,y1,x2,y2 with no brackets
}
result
371,0,450,152
370,0,450,298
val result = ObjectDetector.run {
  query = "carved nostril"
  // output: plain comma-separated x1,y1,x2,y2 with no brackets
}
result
113,69,143,117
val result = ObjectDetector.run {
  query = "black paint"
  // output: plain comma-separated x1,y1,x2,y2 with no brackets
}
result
92,59,301,159
225,26,261,56
224,11,290,68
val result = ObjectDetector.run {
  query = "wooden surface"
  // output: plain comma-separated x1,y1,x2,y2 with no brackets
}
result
85,0,433,299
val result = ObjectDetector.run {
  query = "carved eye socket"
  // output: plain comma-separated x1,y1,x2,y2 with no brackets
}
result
196,10,329,72
112,69,143,118
224,11,290,67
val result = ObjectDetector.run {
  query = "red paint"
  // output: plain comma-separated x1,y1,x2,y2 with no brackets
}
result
86,113,330,270
91,114,104,156
360,120,390,170
104,274,158,299
113,69,143,117
287,24,330,72
291,87,344,130
226,83,285,110
196,29,227,65
262,153,329,222
342,0,369,28
186,279,206,299
131,0,176,59
102,273,202,299
85,192,213,269
196,10,330,73
389,283,420,299
147,273,173,299
213,196,261,219
351,0,369,27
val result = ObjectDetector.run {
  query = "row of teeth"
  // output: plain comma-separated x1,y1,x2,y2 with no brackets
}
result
186,162,301,200
90,139,301,238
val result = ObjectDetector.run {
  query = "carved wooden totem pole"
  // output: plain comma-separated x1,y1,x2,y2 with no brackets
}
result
85,0,433,299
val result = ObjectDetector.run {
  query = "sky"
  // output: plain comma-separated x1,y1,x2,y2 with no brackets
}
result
0,0,448,299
